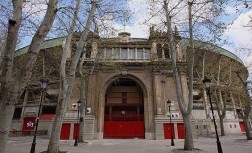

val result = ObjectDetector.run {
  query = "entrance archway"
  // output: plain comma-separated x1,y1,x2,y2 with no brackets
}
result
103,78,145,138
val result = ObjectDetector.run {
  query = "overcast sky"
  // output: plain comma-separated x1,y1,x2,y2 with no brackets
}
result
123,0,252,68
18,0,252,68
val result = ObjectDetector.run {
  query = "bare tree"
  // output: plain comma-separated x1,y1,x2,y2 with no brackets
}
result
46,1,96,152
0,0,58,152
236,71,252,139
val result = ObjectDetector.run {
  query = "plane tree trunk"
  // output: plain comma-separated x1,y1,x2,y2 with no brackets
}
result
163,1,194,150
46,1,96,152
0,1,58,153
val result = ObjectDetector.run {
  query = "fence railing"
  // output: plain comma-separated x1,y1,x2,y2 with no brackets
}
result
104,114,144,121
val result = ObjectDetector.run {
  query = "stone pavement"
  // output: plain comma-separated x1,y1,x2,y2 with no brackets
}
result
6,134,252,153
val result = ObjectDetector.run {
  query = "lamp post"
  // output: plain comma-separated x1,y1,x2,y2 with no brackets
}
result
203,76,223,153
30,79,47,153
74,100,82,146
167,99,175,146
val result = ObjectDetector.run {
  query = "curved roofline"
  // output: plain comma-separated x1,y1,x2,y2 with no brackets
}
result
15,37,65,56
181,38,243,64
15,36,243,65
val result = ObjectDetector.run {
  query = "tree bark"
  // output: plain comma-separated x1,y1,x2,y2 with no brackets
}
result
79,76,86,142
163,0,194,150
0,1,23,153
183,114,193,150
244,116,252,140
0,0,58,152
220,115,225,136
236,72,252,139
47,1,96,152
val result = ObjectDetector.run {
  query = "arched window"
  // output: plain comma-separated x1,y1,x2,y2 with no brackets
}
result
86,47,91,58
157,44,162,58
164,44,170,58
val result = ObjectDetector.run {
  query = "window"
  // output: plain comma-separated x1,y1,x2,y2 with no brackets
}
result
164,44,170,58
113,48,120,59
144,49,150,59
105,48,112,59
121,48,128,59
86,47,91,58
13,107,22,119
129,48,135,59
137,48,143,59
99,48,106,59
157,44,162,58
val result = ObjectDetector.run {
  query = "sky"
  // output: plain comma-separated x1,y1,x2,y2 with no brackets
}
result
10,0,252,69
122,0,252,69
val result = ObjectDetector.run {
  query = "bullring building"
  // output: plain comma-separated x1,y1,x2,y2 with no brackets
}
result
11,27,248,140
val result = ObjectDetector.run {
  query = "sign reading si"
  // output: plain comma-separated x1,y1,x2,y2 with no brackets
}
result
23,117,36,130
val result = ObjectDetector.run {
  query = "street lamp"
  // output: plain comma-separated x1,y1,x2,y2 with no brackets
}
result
74,100,82,146
167,99,175,146
203,76,223,153
30,79,47,153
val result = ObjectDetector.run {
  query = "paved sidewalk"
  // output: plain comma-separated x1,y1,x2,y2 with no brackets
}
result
6,134,252,153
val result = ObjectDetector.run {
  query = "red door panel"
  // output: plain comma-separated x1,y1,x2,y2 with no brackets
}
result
73,124,79,139
60,123,71,140
163,123,175,139
104,121,144,138
133,121,145,137
177,123,185,139
239,122,245,132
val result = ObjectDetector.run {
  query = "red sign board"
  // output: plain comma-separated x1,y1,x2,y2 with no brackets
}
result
22,117,36,131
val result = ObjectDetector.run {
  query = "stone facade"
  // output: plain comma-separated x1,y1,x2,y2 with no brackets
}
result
11,29,249,140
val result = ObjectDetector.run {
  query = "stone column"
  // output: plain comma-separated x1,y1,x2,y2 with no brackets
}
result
153,72,163,116
91,41,98,59
151,41,157,61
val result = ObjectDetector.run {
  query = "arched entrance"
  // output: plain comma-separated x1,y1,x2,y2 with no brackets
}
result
103,78,145,138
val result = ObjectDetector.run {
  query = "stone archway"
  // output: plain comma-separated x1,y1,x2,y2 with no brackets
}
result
104,78,145,138
96,74,152,139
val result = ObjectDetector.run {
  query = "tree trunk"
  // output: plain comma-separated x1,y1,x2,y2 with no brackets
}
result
183,114,193,150
79,77,86,142
0,1,23,153
236,72,252,140
163,1,194,150
47,2,96,152
220,116,225,136
0,0,57,152
47,97,69,153
0,104,15,153
243,115,252,140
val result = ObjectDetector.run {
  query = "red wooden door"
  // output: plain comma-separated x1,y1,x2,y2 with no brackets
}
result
163,123,175,139
72,124,79,139
60,123,71,140
177,123,185,139
239,122,245,132
104,121,144,138
23,117,36,131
